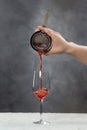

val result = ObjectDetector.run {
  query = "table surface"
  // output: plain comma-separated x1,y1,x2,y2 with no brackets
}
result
0,113,87,130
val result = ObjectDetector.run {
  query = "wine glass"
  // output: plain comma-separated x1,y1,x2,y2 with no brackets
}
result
32,70,50,125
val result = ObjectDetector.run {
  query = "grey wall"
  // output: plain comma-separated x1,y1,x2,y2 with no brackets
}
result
0,0,87,112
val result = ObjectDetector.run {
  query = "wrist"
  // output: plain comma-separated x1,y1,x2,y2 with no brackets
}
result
65,42,78,55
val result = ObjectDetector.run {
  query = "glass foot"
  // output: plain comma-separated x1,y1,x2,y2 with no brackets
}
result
33,119,50,125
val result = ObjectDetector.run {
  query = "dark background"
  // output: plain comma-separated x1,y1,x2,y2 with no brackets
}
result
0,0,87,112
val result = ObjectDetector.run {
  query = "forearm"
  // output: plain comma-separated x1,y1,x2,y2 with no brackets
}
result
66,42,87,64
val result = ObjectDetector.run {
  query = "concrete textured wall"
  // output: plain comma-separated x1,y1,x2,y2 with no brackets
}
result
0,0,87,112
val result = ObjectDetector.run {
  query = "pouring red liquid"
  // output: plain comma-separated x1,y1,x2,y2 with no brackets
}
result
33,51,49,101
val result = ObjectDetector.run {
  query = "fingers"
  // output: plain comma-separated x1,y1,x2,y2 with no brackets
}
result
35,28,40,32
44,52,50,56
35,26,54,37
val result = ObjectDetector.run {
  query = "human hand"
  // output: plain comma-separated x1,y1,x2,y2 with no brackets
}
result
35,26,69,55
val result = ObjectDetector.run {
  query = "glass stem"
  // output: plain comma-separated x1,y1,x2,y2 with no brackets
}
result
40,99,43,122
